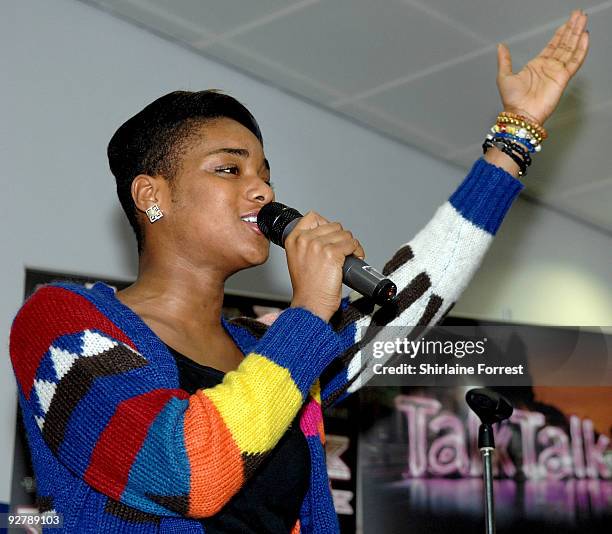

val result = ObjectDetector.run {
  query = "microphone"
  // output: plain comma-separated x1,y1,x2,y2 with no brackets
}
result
257,202,397,305
466,388,513,427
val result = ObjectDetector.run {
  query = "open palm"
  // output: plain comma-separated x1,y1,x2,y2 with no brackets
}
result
496,9,589,125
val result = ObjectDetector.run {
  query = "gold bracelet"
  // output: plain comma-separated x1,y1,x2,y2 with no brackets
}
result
496,118,543,143
497,115,544,141
498,111,547,139
492,123,542,151
498,111,548,140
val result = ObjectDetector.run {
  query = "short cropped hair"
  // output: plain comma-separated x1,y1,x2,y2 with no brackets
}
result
107,89,263,255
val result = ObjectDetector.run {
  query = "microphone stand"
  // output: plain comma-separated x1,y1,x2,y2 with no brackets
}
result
466,388,513,534
479,423,496,534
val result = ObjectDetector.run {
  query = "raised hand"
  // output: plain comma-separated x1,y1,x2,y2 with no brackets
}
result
496,9,589,125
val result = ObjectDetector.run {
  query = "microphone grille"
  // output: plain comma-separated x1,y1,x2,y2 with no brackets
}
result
257,202,302,246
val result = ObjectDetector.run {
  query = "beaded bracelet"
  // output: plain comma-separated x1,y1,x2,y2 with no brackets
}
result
487,135,532,165
482,110,550,177
499,111,547,140
488,137,530,176
495,120,543,141
497,116,545,143
494,137,531,168
495,119,543,146
483,139,527,177
491,124,541,153
490,131,538,154
482,137,529,177
496,136,532,166
497,111,547,141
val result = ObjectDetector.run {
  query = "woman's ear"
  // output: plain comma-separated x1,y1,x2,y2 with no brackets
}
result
131,174,166,215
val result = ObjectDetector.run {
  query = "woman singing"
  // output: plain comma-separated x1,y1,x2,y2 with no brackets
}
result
9,10,589,533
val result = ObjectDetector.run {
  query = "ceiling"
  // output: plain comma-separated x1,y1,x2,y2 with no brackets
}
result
81,0,612,235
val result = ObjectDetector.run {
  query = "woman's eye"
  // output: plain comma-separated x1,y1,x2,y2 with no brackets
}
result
216,165,239,175
267,181,275,191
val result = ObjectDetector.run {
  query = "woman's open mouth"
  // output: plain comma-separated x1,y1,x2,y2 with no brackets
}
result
240,214,264,236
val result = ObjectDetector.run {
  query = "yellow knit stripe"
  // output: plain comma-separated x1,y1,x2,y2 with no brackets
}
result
310,379,321,403
202,354,302,453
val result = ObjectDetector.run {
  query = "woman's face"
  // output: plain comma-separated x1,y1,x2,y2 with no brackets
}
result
156,117,275,275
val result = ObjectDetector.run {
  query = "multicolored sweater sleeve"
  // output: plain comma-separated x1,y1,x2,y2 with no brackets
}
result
9,284,341,519
320,157,524,407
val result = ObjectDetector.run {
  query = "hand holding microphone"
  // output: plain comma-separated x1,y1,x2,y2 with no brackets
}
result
258,202,397,322
285,211,364,322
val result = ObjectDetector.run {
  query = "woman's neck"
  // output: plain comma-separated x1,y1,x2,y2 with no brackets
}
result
117,257,229,338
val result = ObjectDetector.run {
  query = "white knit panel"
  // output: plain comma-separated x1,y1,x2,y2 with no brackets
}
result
345,201,493,392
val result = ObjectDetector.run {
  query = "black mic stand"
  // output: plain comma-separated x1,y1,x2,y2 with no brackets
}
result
466,388,513,534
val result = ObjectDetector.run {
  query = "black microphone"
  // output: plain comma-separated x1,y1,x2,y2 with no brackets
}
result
258,202,397,305
466,388,513,449
466,388,513,426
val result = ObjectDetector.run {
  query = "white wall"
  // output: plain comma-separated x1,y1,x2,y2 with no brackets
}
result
456,200,612,326
2,0,611,503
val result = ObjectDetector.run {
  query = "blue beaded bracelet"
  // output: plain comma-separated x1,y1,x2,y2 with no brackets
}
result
491,131,537,153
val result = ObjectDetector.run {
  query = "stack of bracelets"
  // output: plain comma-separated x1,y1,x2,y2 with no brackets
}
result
482,111,548,177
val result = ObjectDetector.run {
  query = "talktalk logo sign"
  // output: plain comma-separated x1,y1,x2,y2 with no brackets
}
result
396,395,612,480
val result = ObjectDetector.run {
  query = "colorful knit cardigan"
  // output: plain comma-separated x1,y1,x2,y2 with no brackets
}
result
9,157,523,533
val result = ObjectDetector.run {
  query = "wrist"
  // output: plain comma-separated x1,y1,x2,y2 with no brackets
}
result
483,146,522,180
483,110,545,178
504,107,547,127
290,300,332,323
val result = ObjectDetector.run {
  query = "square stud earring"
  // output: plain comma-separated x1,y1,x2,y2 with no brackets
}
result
146,204,164,223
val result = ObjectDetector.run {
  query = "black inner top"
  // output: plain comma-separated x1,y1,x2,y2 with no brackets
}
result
167,344,311,533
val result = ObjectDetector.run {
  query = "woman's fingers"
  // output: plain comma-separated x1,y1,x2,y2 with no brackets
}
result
496,43,513,78
287,211,365,257
354,240,365,260
307,221,345,237
538,19,568,59
539,10,586,62
290,210,329,231
298,224,365,258
551,11,579,62
552,10,588,65
552,14,586,59
566,31,590,78
305,210,330,227
315,231,365,259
